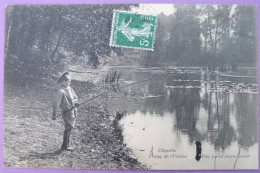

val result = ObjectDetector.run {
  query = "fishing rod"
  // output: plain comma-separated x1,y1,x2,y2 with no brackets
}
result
56,72,175,117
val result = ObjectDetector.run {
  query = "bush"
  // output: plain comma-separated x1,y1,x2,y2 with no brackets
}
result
5,48,69,86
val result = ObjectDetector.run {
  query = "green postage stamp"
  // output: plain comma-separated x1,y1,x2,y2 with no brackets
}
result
110,10,157,51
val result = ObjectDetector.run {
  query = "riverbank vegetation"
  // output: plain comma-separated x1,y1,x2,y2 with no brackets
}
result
4,5,257,85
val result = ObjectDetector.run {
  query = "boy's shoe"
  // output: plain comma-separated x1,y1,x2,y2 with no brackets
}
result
61,128,75,151
61,145,75,151
65,146,75,151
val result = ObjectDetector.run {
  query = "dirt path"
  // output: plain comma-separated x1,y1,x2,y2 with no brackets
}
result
3,79,146,169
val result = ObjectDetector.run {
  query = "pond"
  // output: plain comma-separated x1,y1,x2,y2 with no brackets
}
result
108,67,258,170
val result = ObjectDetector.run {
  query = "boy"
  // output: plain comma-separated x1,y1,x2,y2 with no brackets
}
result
52,72,79,151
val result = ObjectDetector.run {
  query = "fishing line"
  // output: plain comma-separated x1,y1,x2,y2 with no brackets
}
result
56,72,176,117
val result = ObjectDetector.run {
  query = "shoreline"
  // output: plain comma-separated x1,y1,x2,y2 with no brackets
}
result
3,79,147,170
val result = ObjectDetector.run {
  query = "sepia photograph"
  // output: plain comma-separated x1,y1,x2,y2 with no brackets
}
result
2,2,259,171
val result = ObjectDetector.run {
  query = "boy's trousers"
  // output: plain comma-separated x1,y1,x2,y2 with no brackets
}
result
62,108,77,129
61,108,77,148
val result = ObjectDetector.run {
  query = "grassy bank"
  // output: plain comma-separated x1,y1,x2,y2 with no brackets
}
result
3,79,146,170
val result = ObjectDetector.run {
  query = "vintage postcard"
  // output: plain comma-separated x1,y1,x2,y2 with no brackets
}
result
0,0,259,172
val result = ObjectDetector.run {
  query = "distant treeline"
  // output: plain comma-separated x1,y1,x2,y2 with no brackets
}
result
4,5,257,84
143,5,257,67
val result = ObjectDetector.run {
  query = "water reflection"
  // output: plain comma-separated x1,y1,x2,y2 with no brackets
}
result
113,71,258,169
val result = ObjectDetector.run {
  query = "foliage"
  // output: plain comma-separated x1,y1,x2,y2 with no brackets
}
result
143,5,257,67
4,5,136,84
104,70,122,83
233,5,257,65
169,5,201,66
4,4,257,84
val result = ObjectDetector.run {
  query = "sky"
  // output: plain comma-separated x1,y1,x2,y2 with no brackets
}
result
132,4,236,17
131,4,175,16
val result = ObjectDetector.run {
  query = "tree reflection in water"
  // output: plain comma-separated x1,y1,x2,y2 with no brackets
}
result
110,71,258,152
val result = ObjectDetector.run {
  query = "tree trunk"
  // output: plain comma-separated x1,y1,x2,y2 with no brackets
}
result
214,6,220,55
207,13,214,51
5,15,13,58
49,29,64,59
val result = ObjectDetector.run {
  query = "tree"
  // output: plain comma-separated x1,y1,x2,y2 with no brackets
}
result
62,5,137,68
142,13,173,67
5,6,68,84
4,5,137,84
233,5,257,65
166,5,201,66
200,5,234,66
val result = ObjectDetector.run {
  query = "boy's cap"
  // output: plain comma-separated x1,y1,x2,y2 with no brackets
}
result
57,72,70,84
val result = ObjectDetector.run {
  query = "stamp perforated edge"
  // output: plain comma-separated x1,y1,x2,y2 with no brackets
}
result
109,9,157,51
